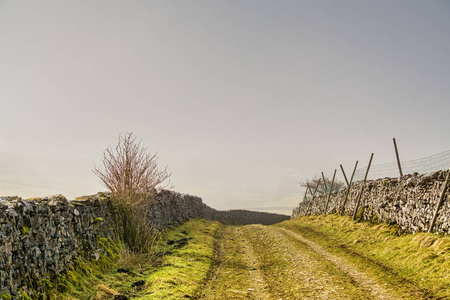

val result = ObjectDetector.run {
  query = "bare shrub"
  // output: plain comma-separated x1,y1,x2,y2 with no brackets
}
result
93,132,171,252
93,132,171,207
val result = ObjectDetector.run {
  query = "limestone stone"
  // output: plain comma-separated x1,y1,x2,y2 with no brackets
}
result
293,170,450,235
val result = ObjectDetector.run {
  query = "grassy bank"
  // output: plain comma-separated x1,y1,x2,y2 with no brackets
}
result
278,214,450,299
144,219,220,299
55,218,220,299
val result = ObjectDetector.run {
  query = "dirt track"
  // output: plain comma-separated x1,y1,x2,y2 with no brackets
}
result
200,224,403,300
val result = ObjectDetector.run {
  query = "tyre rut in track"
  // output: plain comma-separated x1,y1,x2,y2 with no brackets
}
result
199,226,272,299
275,226,401,300
242,225,365,299
200,224,403,299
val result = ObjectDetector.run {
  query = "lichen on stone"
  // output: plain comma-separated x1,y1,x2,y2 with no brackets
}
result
20,225,29,235
1,294,12,300
93,217,104,223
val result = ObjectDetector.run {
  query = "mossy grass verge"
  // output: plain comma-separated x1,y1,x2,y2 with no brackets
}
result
27,236,121,300
8,236,120,300
54,235,156,300
54,218,220,299
278,214,450,299
141,218,220,299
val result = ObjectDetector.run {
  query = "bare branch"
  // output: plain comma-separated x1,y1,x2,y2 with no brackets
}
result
93,132,171,206
299,175,345,195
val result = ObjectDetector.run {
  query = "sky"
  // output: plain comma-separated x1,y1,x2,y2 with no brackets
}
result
1,1,450,215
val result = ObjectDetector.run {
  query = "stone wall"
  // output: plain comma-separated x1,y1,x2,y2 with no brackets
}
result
0,194,114,298
146,190,205,231
0,190,289,298
202,207,290,225
292,170,450,234
148,191,290,228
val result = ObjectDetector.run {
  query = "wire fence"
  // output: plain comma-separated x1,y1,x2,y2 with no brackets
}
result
301,147,450,203
353,149,450,182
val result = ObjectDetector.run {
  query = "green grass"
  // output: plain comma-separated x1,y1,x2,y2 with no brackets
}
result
53,215,450,299
55,218,220,300
141,219,220,299
278,214,450,299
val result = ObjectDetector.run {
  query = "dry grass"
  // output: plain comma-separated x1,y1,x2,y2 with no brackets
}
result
278,214,450,299
91,284,119,299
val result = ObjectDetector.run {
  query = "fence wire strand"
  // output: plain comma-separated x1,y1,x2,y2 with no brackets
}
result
353,149,450,182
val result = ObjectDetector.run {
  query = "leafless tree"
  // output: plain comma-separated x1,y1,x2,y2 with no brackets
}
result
93,132,171,207
299,176,345,196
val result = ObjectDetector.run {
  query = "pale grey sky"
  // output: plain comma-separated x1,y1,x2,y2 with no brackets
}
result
1,1,450,214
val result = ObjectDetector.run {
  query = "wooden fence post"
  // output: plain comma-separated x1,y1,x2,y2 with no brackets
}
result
306,183,313,196
324,169,336,213
352,153,374,220
339,165,350,216
393,138,403,177
340,160,358,216
302,190,308,202
349,160,359,185
428,171,450,233
321,172,328,194
312,178,322,197
340,164,350,187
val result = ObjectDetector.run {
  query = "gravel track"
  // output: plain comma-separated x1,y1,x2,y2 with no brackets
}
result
200,224,404,299
275,226,400,300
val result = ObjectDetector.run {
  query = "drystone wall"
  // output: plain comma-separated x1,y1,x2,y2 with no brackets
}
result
0,194,114,298
0,190,289,298
202,208,290,225
292,170,450,234
144,190,205,231
145,191,290,229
